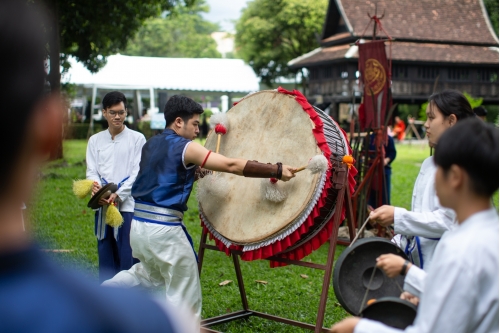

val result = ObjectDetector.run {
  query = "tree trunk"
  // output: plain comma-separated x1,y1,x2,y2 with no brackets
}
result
47,0,63,160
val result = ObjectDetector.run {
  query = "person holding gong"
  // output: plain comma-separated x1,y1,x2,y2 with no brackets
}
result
331,118,498,333
86,91,146,282
370,90,475,271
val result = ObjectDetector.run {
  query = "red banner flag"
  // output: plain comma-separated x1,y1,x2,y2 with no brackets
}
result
358,40,390,130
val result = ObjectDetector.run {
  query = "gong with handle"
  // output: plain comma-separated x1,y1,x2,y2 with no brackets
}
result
333,237,409,315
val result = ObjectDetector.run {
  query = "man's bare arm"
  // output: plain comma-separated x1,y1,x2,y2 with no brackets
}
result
184,141,295,181
184,141,246,174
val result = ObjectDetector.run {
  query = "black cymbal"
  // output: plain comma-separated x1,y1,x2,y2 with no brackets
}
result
361,296,417,329
333,237,408,315
87,183,118,209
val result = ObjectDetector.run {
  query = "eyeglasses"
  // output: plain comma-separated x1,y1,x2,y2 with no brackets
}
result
107,111,127,117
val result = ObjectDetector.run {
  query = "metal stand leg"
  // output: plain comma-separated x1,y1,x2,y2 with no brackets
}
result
198,228,208,276
232,252,249,311
314,185,345,332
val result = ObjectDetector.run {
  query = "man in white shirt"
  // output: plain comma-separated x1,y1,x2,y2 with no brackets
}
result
86,91,146,282
330,118,499,333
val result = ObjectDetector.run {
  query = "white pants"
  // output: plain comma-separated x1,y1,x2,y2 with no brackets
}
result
102,219,202,320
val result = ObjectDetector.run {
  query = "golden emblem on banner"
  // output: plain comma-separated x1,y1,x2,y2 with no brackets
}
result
364,58,386,95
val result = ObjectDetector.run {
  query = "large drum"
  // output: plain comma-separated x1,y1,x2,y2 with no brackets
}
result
198,88,356,264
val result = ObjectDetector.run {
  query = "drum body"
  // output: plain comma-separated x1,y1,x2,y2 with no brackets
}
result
198,89,355,263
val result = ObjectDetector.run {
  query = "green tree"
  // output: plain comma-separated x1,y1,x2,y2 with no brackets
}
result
36,0,197,159
123,3,221,58
235,0,328,87
40,0,198,91
483,0,499,36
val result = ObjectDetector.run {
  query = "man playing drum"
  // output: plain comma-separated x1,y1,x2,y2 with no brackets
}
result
102,95,296,320
370,90,475,270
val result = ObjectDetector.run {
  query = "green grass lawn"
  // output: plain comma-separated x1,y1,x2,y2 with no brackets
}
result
30,140,497,332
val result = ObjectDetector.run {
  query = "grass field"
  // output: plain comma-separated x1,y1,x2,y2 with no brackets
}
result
30,140,497,332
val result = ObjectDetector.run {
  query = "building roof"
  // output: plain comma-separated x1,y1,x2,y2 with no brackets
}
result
289,41,499,68
63,54,259,93
322,0,499,46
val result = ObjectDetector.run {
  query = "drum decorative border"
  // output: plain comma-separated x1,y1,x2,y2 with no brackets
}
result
200,87,358,265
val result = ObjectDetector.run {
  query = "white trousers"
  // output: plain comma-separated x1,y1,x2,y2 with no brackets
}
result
102,219,202,320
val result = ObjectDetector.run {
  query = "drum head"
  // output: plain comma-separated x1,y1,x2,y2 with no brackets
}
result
361,297,417,329
199,91,322,244
87,183,118,209
333,237,408,315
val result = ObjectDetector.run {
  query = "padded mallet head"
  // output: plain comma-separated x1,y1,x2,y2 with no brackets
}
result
306,155,329,174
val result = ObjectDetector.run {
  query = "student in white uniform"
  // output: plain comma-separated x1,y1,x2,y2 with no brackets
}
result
330,118,499,333
86,91,146,282
369,90,475,270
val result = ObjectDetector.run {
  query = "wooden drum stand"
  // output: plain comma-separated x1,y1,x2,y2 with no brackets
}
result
198,165,356,333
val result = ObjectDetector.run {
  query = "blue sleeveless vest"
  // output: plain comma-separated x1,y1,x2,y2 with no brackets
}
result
132,129,196,212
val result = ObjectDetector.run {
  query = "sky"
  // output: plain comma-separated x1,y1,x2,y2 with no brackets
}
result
202,0,249,32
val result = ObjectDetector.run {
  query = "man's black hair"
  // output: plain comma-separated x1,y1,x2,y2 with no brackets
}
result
473,106,488,117
0,0,48,192
434,118,499,197
164,95,204,126
428,90,475,121
102,91,127,110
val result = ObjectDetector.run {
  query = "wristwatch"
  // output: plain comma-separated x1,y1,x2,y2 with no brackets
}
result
400,260,410,276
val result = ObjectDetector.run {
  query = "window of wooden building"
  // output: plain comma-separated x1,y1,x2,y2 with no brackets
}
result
392,65,408,79
417,66,440,80
448,68,469,81
477,68,499,82
337,65,348,78
323,66,334,79
310,67,320,80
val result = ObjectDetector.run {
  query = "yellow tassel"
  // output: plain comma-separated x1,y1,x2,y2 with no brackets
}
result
73,179,94,199
105,203,123,227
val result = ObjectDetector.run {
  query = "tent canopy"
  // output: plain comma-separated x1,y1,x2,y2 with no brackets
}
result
64,54,259,93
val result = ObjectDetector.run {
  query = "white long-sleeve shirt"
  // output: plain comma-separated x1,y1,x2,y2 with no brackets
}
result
86,127,146,212
402,264,427,298
393,156,456,270
355,207,499,333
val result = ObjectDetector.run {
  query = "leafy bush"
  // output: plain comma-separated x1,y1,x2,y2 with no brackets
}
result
138,121,155,139
65,123,102,140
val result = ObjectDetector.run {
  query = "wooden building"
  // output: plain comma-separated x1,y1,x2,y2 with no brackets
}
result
288,0,499,120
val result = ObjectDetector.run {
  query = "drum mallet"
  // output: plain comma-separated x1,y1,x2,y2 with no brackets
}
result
292,155,329,174
209,113,228,153
261,154,327,203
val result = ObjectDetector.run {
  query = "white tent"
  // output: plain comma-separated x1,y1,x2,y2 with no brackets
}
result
63,54,259,131
64,54,259,109
64,54,259,93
